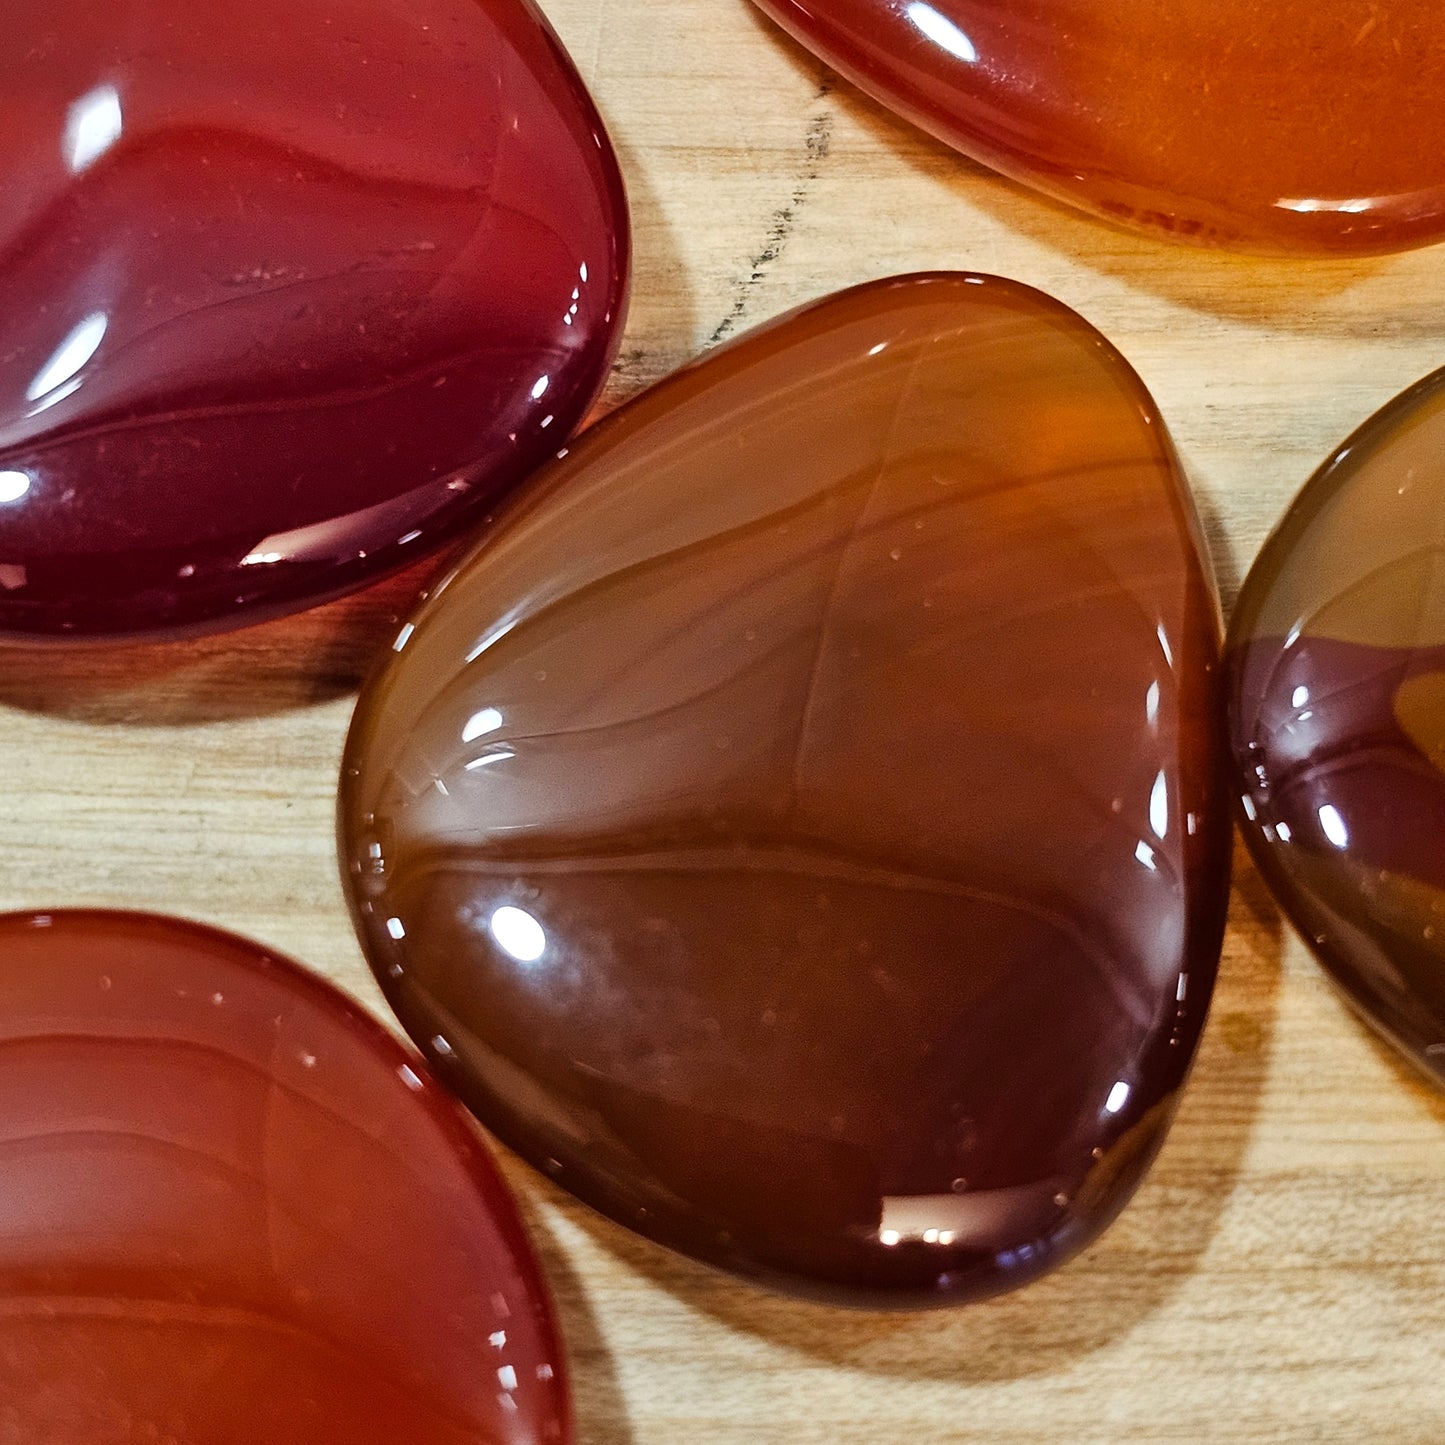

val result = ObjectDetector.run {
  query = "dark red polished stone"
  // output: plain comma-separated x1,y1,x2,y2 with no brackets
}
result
1227,366,1445,1086
0,910,569,1443
750,0,1445,254
339,273,1231,1305
0,0,627,640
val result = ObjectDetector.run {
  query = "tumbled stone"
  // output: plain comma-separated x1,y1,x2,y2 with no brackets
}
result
0,910,569,1443
339,273,1231,1305
0,0,627,639
751,0,1445,254
1227,366,1445,1085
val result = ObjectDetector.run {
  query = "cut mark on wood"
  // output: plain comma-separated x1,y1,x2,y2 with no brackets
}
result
706,78,835,348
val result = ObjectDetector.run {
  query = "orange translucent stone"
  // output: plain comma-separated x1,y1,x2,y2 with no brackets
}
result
0,911,569,1443
340,274,1231,1305
751,0,1445,254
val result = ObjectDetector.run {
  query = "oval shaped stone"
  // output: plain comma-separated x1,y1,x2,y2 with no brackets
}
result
0,0,627,639
1227,366,1445,1086
751,0,1445,254
339,273,1231,1305
0,910,569,1442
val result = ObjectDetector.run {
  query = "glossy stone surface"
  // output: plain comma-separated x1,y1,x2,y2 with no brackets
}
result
751,0,1445,255
340,273,1230,1305
0,0,626,640
0,910,569,1443
1227,367,1445,1086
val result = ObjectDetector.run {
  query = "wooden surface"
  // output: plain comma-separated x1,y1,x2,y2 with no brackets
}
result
5,2,1445,1439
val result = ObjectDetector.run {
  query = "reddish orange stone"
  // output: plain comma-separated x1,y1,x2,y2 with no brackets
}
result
340,274,1231,1305
0,911,569,1443
751,0,1445,254
0,0,627,639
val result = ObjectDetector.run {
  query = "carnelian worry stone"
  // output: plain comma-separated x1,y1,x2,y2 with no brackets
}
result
750,0,1445,255
1227,368,1445,1087
0,910,569,1443
0,0,627,640
339,273,1230,1306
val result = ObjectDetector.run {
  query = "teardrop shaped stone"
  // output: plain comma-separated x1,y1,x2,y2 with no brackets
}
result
1227,367,1445,1085
0,910,569,1443
340,274,1230,1305
751,0,1445,254
0,0,627,639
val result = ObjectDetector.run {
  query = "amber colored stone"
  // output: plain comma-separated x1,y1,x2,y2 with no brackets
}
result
339,273,1231,1305
0,0,627,640
0,910,569,1443
750,0,1445,255
1227,367,1445,1086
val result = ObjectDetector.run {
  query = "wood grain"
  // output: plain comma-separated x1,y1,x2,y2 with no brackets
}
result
3,2,1444,1439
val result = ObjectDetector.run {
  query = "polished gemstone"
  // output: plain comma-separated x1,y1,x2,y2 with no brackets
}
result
751,0,1445,255
0,0,627,640
1227,367,1445,1085
340,273,1231,1305
0,910,569,1443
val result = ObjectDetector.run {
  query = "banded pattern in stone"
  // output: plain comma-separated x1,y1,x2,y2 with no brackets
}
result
340,273,1230,1305
0,0,628,638
0,910,569,1443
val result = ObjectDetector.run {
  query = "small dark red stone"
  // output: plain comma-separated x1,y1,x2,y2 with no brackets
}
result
0,910,569,1443
1226,365,1445,1084
0,0,627,639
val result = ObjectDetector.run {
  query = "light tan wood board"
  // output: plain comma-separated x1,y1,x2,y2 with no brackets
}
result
2,1,1443,1440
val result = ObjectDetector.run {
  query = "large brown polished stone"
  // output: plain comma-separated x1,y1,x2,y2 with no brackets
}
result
1227,366,1445,1086
750,0,1445,255
339,274,1231,1305
0,0,627,640
0,911,569,1443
